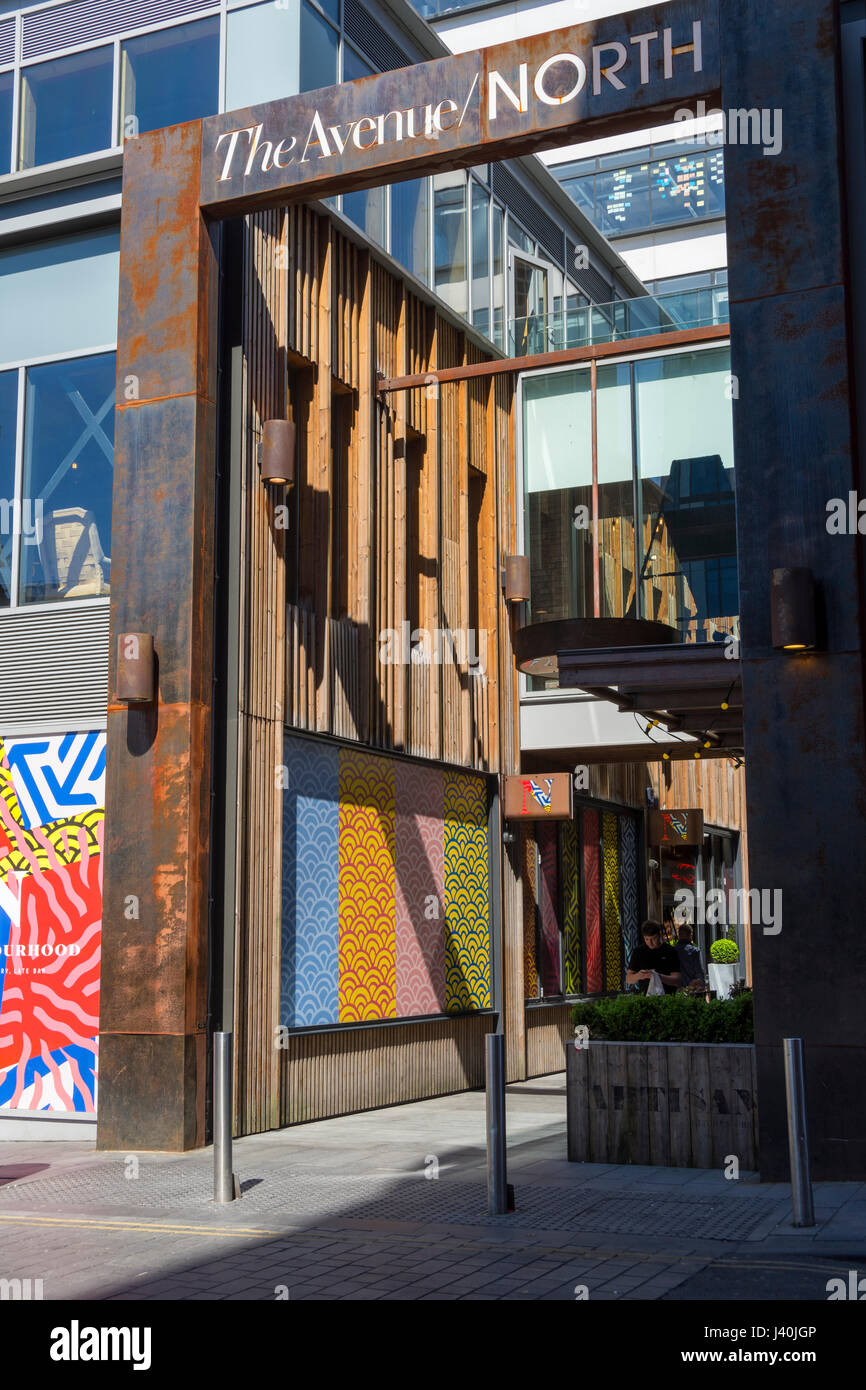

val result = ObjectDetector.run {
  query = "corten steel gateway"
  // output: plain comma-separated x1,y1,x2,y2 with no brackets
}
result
99,0,866,1180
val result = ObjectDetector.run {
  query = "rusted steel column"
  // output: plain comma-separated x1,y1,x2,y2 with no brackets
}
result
98,121,218,1151
722,1,866,1179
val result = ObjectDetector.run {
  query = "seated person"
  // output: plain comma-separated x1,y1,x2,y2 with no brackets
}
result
626,919,682,995
675,922,706,993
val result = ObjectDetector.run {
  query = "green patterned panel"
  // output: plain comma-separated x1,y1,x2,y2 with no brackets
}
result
444,771,491,1011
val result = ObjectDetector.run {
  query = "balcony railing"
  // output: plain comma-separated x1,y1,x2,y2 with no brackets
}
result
508,285,730,358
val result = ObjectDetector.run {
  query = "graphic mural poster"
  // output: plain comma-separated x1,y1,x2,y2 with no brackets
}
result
0,733,104,1113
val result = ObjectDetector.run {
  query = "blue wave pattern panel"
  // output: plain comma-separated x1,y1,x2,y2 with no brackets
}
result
281,736,339,1026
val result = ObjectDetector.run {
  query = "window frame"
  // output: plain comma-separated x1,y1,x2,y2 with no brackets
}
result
0,340,115,614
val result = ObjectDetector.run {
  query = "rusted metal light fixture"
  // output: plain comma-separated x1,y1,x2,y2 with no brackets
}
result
503,554,530,602
260,418,296,485
117,633,155,702
770,567,817,651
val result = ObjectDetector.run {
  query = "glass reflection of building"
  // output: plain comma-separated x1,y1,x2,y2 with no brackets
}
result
523,346,738,680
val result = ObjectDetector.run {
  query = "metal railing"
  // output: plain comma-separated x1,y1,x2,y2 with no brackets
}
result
507,285,730,357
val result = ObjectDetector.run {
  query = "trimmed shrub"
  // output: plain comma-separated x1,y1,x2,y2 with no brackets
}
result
572,990,753,1043
710,938,740,964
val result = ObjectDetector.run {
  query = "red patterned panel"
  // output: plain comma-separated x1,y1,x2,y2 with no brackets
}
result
583,809,602,994
537,821,561,994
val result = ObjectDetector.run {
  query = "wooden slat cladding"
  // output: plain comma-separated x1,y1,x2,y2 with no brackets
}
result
331,228,360,391
280,1014,496,1125
526,1004,573,1078
235,200,521,1134
233,208,288,1136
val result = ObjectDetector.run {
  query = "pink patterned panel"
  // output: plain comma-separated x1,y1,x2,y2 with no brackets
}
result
395,763,446,1016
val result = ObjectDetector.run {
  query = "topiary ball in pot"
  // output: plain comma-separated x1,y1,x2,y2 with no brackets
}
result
710,938,739,964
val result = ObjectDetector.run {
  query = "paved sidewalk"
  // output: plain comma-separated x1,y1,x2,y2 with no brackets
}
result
0,1074,863,1301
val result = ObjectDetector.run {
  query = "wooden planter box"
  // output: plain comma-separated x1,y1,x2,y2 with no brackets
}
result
567,1040,758,1170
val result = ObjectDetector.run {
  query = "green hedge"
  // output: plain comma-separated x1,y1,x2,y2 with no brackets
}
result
572,991,753,1043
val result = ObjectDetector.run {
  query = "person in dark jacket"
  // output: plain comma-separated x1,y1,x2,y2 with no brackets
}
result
675,922,706,993
626,920,682,995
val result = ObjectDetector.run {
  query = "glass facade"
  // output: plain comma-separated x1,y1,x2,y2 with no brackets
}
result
19,352,116,604
556,140,726,239
19,47,113,169
522,345,738,667
0,369,16,607
121,18,219,139
0,69,12,175
0,225,120,609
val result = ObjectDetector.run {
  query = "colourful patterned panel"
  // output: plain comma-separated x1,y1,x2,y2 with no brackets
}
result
583,809,603,994
338,749,397,1022
522,828,538,998
620,815,640,967
561,818,581,994
443,771,491,1012
0,734,104,1114
537,821,561,994
281,738,339,1026
395,762,446,1016
602,811,623,991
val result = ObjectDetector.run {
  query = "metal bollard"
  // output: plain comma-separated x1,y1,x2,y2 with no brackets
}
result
783,1037,815,1228
214,1031,239,1203
485,1032,511,1215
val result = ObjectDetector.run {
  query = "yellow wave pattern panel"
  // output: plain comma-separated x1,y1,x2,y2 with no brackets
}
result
444,771,491,1012
338,748,396,1022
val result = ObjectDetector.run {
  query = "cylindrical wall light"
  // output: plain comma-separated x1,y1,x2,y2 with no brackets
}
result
260,418,296,485
770,567,817,651
503,554,530,603
117,633,155,702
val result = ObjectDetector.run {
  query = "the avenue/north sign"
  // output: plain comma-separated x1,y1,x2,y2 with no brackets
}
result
199,0,719,213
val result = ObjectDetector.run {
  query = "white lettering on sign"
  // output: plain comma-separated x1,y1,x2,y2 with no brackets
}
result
212,20,704,183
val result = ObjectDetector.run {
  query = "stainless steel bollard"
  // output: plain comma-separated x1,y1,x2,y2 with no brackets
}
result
486,1032,508,1215
214,1031,238,1203
783,1037,815,1228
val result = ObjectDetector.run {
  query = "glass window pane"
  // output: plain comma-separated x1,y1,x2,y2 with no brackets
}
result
227,1,299,109
313,0,339,24
301,0,338,91
0,370,16,606
121,18,219,139
635,347,737,642
507,220,533,254
491,202,505,351
433,171,467,316
20,352,116,605
341,47,385,242
560,174,595,221
595,164,650,235
0,227,120,364
596,363,635,619
390,177,428,283
19,48,113,169
470,180,490,338
0,71,12,176
523,368,592,631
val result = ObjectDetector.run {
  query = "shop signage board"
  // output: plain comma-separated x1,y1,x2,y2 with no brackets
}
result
648,809,704,846
503,774,574,820
199,0,719,212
